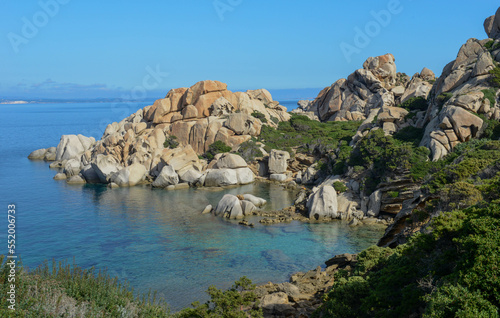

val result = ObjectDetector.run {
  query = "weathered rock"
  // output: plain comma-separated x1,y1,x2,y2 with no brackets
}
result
204,169,238,187
367,190,382,217
234,167,255,184
53,172,67,180
209,97,234,116
240,200,257,216
302,166,318,185
306,185,338,219
400,77,432,103
28,148,47,160
363,53,397,87
213,194,243,219
63,159,82,177
242,194,267,207
484,7,500,39
179,169,202,184
224,113,261,136
174,183,190,190
110,163,147,187
80,165,100,183
91,154,122,183
270,174,287,182
44,147,57,161
67,175,86,184
55,134,95,161
213,153,247,169
201,205,212,214
260,292,290,312
152,165,179,187
473,52,495,77
268,150,290,174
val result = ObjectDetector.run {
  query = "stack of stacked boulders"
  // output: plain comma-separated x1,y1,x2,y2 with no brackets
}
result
209,193,267,219
29,80,291,188
421,16,500,160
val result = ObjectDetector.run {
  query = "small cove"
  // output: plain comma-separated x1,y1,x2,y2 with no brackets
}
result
0,102,386,310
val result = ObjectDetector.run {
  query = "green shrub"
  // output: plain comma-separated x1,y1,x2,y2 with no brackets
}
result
333,181,347,193
437,93,453,107
481,88,497,106
485,40,500,51
205,141,232,161
164,135,179,149
489,66,500,88
400,96,428,112
440,181,483,211
237,140,263,162
270,116,279,124
315,203,500,318
388,191,399,198
480,114,500,140
257,114,361,155
485,40,495,50
251,111,267,123
177,277,262,318
393,126,425,147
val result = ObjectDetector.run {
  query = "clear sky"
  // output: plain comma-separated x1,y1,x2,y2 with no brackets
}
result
1,0,499,100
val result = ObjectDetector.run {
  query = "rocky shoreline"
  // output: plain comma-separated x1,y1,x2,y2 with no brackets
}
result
26,6,500,316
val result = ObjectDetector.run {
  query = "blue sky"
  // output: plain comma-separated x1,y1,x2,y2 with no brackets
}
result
1,1,499,100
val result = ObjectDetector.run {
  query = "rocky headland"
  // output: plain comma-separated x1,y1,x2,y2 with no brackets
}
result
28,6,500,317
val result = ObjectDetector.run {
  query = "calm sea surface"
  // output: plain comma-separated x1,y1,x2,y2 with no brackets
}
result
0,101,383,311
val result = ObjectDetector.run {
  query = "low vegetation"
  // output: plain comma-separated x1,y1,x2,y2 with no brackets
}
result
164,135,179,149
481,88,497,106
237,139,263,162
204,140,232,161
0,257,171,317
314,202,500,317
258,114,361,156
400,96,428,112
250,111,267,123
489,65,500,88
177,277,262,318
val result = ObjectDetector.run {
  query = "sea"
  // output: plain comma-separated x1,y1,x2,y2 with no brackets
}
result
0,101,384,311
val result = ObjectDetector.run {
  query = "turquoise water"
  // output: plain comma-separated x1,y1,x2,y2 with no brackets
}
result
0,102,384,310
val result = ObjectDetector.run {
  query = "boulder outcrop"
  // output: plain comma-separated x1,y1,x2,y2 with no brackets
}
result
306,185,338,219
212,193,265,219
33,80,289,188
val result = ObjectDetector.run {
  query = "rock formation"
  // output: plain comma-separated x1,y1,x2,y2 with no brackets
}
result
32,80,290,187
212,193,265,219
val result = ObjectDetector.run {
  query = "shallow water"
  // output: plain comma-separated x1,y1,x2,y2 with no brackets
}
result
0,101,385,310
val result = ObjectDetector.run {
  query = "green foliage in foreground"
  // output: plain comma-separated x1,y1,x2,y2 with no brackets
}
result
0,257,171,317
314,202,500,318
164,135,179,149
177,276,262,318
258,114,361,155
204,140,232,161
